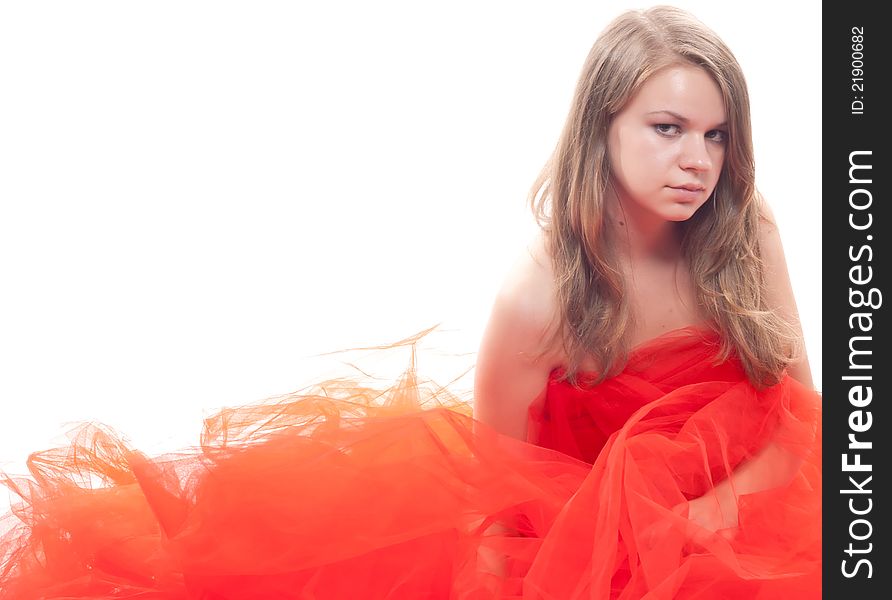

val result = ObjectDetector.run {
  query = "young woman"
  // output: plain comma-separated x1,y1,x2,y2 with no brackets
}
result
0,6,820,599
472,6,820,596
476,1,814,519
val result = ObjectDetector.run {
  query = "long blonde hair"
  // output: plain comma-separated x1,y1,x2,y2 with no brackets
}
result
532,6,799,388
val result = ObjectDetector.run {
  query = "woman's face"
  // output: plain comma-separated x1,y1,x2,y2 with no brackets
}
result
607,64,727,223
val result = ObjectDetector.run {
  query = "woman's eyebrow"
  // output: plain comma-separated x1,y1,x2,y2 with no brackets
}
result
646,110,727,128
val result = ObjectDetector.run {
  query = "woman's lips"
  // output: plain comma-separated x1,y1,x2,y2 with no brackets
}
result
666,185,705,201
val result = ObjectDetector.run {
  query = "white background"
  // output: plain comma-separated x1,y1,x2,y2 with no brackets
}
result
0,1,821,508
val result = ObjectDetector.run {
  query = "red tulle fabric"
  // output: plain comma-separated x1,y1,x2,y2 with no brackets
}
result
0,326,821,599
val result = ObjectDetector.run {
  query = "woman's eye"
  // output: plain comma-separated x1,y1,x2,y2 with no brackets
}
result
706,129,728,143
655,124,680,136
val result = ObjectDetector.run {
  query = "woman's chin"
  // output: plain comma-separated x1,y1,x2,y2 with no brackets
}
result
664,202,708,222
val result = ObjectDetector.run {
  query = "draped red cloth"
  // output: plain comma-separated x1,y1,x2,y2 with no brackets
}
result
0,326,821,598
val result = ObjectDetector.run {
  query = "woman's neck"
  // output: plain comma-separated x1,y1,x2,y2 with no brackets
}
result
605,201,683,265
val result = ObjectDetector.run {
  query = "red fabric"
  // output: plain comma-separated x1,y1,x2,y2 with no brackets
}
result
0,326,821,598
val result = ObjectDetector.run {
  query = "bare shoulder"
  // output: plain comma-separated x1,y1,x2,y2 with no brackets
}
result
487,231,561,359
756,196,785,266
754,196,790,298
757,195,780,235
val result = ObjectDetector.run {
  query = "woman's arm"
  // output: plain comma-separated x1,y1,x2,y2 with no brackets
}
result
686,200,816,532
473,237,559,574
759,200,814,390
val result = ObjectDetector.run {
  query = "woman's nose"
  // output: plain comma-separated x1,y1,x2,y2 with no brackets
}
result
679,136,713,171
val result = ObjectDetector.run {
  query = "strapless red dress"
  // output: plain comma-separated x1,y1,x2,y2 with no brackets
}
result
0,326,821,599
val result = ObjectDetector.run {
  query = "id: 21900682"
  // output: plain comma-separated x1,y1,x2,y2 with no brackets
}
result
851,27,865,115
